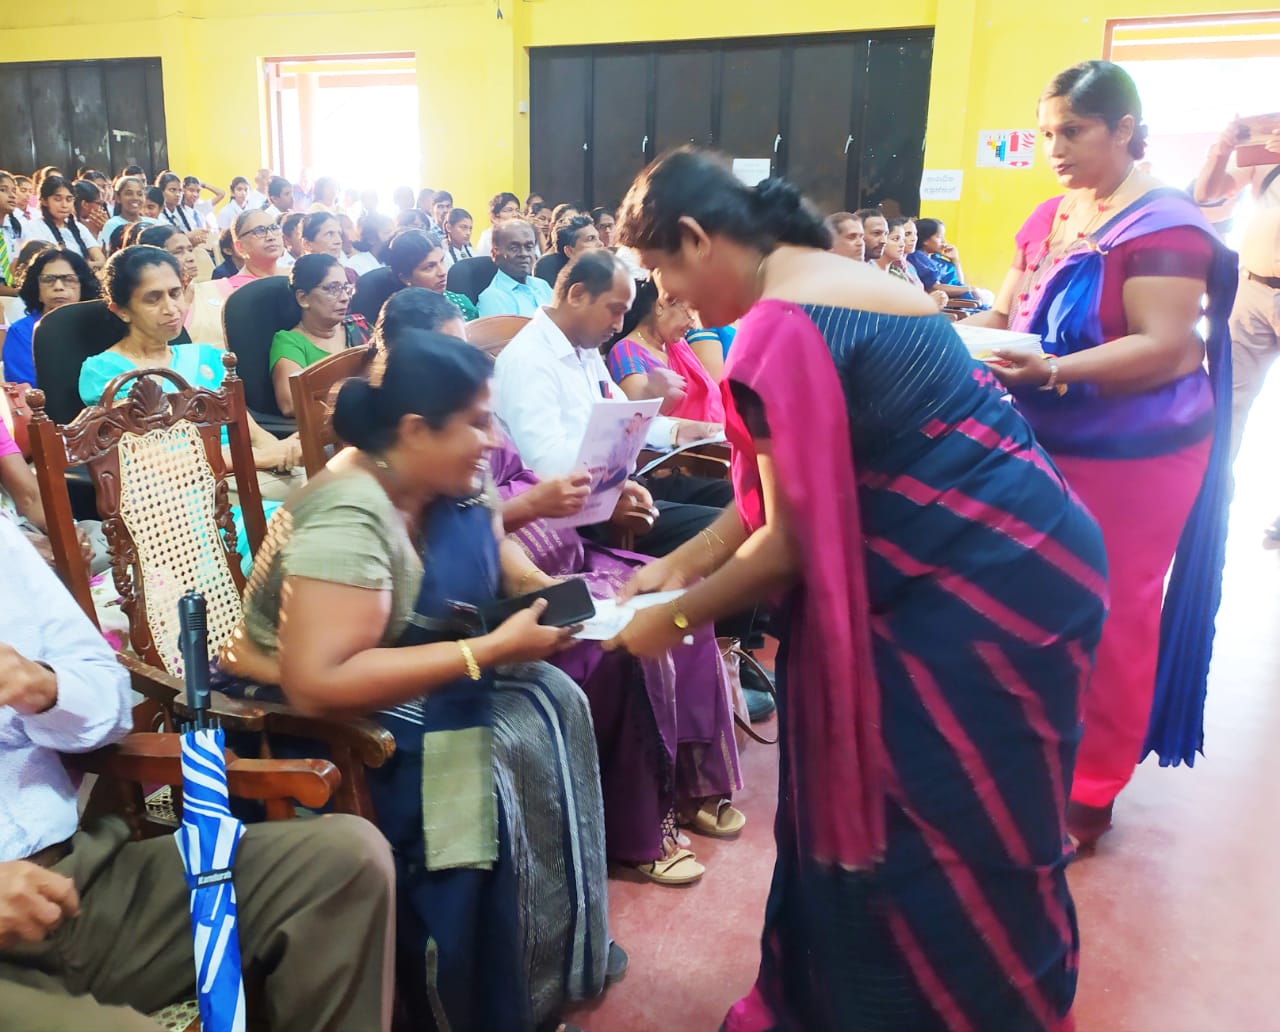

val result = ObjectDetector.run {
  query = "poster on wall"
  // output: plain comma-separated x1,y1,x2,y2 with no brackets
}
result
920,170,964,201
976,130,1037,169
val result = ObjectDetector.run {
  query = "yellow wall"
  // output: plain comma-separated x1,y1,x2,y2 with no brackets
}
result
1,0,1273,285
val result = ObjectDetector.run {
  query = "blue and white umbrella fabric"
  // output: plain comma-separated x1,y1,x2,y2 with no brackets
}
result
172,591,247,1032
174,725,247,1032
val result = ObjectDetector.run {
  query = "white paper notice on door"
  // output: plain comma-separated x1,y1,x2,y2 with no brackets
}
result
731,158,773,187
920,169,964,202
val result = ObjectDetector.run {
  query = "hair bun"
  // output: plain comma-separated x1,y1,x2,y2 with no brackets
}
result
331,376,379,450
753,177,804,217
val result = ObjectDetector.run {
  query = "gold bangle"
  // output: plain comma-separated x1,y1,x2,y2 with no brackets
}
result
457,640,481,681
700,526,726,568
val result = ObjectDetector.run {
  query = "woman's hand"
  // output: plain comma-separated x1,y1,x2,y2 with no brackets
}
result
930,289,948,310
525,473,592,520
674,420,722,446
1213,118,1248,157
603,602,686,659
254,437,301,474
74,525,94,568
647,367,687,412
940,242,960,262
616,554,691,603
985,348,1053,389
481,598,578,664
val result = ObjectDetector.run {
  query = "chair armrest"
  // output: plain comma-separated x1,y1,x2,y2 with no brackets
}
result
119,653,268,732
254,703,396,768
65,733,341,809
119,654,393,767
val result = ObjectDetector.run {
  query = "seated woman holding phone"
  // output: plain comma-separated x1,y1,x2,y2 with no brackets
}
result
215,331,614,1032
378,288,745,887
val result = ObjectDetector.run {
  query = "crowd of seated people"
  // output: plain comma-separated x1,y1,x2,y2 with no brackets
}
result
825,205,992,311
0,159,785,1029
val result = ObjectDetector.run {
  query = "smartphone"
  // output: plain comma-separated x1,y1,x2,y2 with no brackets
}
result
452,578,596,634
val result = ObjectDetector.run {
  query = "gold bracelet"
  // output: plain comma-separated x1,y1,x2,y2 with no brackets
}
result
457,640,481,681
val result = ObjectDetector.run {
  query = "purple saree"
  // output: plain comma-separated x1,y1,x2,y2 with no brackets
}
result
488,437,742,863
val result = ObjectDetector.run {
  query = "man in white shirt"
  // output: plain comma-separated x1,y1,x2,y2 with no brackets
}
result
494,249,729,556
1197,129,1280,427
1195,118,1280,544
0,518,395,1029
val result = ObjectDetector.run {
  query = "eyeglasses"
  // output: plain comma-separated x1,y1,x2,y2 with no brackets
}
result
240,224,283,240
501,242,538,255
316,281,355,298
39,273,79,287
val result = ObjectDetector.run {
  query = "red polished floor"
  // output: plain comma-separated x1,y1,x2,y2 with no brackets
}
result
567,395,1280,1031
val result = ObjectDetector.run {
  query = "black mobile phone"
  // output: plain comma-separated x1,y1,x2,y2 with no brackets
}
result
459,578,596,633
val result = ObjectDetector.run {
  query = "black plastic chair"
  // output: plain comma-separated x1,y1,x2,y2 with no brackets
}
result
350,266,402,327
221,276,298,438
31,298,191,519
446,256,498,305
33,299,191,426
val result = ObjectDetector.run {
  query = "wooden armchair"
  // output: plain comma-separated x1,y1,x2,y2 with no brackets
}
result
26,354,393,819
465,314,529,358
288,345,376,477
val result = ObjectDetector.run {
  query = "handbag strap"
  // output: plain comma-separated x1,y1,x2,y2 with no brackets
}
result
721,638,778,746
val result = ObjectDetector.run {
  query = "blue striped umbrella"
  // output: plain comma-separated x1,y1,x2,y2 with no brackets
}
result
174,726,247,1032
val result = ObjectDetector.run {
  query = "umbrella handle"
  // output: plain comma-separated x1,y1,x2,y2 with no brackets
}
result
179,592,211,729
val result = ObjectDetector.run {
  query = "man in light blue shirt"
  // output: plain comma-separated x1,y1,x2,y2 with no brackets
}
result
477,220,552,317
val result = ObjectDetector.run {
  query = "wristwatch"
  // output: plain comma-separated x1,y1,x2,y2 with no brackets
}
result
668,601,690,631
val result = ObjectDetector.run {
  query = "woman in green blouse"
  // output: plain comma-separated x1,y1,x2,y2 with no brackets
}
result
270,253,371,415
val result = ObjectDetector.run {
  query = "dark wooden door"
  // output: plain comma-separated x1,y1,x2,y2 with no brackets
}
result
0,59,166,178
653,49,716,154
855,34,934,216
782,40,859,215
589,51,652,209
529,51,590,208
530,31,933,216
716,45,785,175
